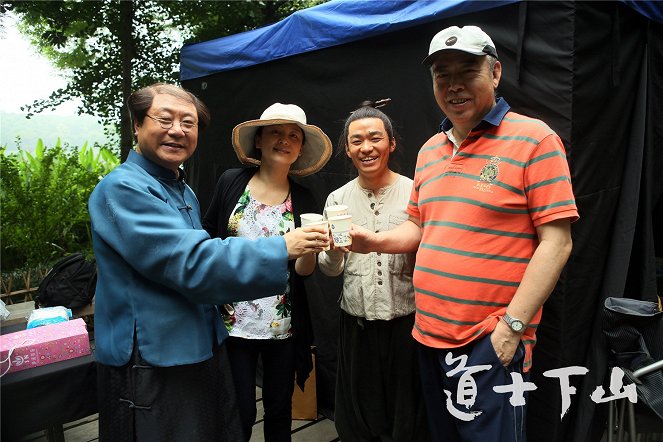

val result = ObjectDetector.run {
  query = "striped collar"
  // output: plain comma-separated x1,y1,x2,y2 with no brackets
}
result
440,97,511,133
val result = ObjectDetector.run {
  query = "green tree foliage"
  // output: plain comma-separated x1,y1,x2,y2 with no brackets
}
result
0,141,119,271
1,1,325,161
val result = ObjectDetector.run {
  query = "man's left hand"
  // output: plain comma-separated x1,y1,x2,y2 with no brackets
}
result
490,320,522,366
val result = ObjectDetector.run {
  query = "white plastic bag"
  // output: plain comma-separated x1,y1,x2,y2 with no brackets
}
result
26,306,72,329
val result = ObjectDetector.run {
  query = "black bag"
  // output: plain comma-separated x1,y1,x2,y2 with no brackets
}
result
36,253,97,310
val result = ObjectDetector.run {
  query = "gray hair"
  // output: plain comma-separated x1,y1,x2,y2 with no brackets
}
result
127,83,211,130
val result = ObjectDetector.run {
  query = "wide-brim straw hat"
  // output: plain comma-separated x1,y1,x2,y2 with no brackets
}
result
232,103,332,177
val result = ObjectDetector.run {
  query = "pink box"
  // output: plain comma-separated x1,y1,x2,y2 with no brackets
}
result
0,318,91,375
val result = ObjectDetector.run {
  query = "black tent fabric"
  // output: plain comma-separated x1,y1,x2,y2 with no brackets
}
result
180,2,663,441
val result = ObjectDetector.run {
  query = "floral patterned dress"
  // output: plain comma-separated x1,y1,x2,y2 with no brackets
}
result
223,185,294,339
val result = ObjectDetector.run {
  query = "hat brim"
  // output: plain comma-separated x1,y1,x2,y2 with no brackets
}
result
422,46,498,65
232,119,332,177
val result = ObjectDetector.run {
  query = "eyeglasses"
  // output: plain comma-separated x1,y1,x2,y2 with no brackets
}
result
145,114,197,132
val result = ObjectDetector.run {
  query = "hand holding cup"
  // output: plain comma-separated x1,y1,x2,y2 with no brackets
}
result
300,213,330,251
284,225,330,259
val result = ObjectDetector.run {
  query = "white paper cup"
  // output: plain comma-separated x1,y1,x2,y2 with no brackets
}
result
325,204,349,219
304,219,329,232
300,213,324,226
329,214,353,247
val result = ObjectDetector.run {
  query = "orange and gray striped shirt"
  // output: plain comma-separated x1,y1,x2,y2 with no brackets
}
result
407,104,578,371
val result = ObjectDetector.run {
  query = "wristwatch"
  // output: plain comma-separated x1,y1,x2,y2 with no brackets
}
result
502,312,525,333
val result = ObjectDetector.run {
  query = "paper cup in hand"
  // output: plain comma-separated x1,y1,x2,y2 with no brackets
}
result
304,219,330,250
324,204,349,219
301,213,324,226
329,214,352,247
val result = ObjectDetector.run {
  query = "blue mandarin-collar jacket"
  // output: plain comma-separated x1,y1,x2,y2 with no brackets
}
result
88,150,288,367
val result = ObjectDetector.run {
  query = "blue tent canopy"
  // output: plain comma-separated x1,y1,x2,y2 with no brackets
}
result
180,0,517,80
180,0,663,80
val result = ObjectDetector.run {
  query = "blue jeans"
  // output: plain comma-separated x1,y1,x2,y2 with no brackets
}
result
418,335,528,442
226,337,295,442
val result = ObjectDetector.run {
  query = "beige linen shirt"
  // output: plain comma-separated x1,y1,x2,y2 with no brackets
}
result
318,175,416,320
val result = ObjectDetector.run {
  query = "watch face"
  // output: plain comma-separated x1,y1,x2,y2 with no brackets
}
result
511,320,524,332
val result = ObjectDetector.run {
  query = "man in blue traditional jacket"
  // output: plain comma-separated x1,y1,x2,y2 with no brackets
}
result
88,83,328,441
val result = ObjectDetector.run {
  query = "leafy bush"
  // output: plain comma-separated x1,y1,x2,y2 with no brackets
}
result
1,139,119,272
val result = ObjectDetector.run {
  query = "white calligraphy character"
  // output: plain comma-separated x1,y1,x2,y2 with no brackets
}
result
444,352,492,421
543,366,589,419
493,372,537,407
590,367,637,404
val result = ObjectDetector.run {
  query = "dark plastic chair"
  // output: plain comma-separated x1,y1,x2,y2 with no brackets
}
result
602,297,663,442
607,359,663,442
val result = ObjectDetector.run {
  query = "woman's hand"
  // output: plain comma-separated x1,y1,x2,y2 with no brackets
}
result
284,226,329,260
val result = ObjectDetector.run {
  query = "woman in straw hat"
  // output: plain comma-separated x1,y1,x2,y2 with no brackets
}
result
203,103,332,441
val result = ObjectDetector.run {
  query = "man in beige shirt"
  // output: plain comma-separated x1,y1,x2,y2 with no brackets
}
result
319,102,429,442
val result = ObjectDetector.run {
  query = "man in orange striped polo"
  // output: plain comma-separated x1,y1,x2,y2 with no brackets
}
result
350,25,578,442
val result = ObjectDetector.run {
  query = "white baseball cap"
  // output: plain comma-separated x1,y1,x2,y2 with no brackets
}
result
422,25,498,65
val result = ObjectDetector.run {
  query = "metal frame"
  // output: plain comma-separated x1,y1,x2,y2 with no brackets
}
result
607,359,663,442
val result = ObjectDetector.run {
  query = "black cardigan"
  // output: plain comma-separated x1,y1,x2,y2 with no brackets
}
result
202,167,317,390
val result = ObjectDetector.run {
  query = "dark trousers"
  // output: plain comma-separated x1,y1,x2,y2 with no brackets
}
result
335,311,430,442
417,335,528,442
226,336,295,442
97,341,243,442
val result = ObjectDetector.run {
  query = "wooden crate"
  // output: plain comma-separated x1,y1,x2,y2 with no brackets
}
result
292,349,317,420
